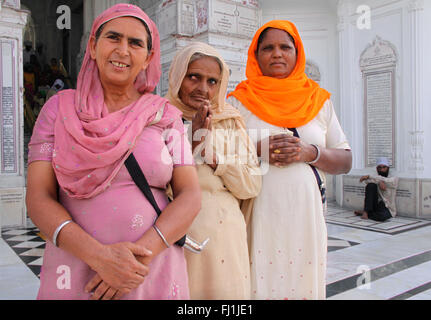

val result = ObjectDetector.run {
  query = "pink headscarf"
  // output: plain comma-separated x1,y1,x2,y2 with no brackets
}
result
52,4,168,199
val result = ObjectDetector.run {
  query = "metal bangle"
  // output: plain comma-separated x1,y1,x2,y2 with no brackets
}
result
53,220,72,247
153,224,170,248
306,144,321,165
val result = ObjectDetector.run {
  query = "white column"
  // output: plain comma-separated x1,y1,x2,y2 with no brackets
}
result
76,0,94,74
407,0,425,174
336,0,353,205
0,4,28,230
336,0,354,159
145,0,260,96
83,0,94,35
93,0,130,17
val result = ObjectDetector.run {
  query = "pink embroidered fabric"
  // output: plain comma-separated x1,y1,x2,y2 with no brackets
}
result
28,94,193,299
27,3,194,300
51,3,164,200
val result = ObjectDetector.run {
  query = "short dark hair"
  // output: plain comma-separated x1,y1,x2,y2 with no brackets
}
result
256,27,296,52
95,17,152,52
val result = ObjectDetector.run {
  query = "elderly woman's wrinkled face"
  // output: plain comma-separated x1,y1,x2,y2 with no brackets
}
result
90,17,152,88
178,56,221,110
256,28,297,79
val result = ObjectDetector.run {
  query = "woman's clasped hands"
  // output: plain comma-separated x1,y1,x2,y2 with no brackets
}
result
85,242,152,300
191,100,212,150
191,101,218,170
266,134,318,167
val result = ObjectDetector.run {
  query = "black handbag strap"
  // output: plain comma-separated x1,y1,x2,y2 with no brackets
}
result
124,153,186,246
124,153,162,215
289,128,326,204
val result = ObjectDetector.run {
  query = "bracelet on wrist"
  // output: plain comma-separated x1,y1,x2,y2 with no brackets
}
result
153,224,170,248
53,220,73,247
306,144,321,165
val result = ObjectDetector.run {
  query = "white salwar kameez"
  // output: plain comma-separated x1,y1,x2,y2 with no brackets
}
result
228,97,351,300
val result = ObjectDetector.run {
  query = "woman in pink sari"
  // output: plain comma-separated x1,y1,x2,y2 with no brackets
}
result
26,4,200,300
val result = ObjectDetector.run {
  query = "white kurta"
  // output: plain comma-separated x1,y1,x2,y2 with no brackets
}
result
227,97,351,300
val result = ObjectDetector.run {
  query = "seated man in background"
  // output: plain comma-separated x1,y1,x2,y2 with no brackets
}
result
355,157,399,222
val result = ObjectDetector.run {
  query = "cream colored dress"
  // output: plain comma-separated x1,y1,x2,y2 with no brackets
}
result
228,97,351,300
185,118,261,300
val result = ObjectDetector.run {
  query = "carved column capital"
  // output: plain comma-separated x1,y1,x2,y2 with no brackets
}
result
408,0,425,13
337,0,351,33
409,131,424,172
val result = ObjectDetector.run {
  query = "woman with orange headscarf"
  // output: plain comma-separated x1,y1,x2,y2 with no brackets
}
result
227,20,352,300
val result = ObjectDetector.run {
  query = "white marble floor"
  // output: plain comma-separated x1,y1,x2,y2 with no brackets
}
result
0,237,40,300
1,211,431,300
326,223,431,300
325,202,431,234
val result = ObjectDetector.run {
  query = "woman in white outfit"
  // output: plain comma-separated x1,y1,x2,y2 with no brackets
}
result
227,20,352,300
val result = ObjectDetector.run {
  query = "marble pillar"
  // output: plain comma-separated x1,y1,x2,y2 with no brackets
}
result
335,0,353,206
407,0,424,174
0,0,28,231
138,0,260,96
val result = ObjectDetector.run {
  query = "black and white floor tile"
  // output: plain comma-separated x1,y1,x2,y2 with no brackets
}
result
1,226,44,278
327,237,360,252
1,225,359,279
2,209,431,300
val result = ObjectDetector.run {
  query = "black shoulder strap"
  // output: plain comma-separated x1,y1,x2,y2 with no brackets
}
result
124,153,187,246
124,153,162,215
289,128,326,204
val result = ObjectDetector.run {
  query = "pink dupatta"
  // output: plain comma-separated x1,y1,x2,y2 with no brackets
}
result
52,4,167,199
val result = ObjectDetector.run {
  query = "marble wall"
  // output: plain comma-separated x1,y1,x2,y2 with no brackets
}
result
0,3,27,230
138,0,260,97
343,175,431,219
422,0,431,180
337,0,429,218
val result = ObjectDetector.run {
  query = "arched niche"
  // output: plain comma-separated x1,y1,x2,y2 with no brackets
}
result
305,60,321,84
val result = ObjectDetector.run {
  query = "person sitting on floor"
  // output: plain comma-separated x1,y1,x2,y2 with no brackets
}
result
355,157,399,222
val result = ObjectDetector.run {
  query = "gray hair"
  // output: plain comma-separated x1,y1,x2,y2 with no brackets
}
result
189,52,223,73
